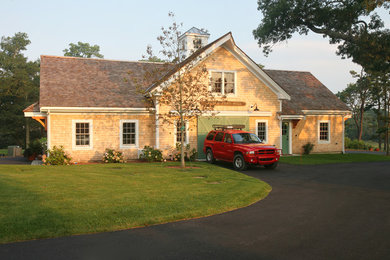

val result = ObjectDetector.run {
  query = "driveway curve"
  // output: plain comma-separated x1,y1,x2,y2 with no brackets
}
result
1,162,390,260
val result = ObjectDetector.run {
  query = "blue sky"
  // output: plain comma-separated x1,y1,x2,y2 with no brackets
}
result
2,0,389,93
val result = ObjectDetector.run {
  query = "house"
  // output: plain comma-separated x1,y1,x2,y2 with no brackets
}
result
24,28,351,162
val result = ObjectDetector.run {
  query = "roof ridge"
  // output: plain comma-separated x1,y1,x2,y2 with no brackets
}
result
40,55,168,65
264,69,312,74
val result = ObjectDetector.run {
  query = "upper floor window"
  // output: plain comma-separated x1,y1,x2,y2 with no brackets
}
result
318,120,330,143
193,38,202,50
120,120,139,148
210,71,236,95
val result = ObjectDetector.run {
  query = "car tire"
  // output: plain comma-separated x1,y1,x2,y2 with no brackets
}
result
206,149,215,164
264,162,278,169
233,154,247,171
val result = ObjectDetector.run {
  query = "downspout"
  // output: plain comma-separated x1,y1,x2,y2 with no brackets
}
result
155,97,160,149
47,109,51,151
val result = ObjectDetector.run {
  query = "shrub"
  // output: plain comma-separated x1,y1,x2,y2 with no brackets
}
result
44,146,72,165
173,143,197,162
24,138,46,159
302,142,314,155
139,146,163,162
102,149,125,163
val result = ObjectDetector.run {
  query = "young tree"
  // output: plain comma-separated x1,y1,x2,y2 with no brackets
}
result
138,13,219,168
0,32,41,147
253,0,390,75
63,41,104,58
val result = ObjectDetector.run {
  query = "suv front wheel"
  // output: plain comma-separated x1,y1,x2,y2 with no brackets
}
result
233,154,247,171
206,149,215,164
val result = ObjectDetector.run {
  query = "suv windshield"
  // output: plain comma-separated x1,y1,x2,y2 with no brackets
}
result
232,133,262,144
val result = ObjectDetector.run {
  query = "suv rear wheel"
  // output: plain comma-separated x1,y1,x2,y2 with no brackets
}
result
206,149,215,164
233,154,247,171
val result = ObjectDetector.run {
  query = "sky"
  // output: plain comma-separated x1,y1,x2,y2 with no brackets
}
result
1,0,389,93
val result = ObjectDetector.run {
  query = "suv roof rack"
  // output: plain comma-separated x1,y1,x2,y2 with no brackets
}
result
212,124,245,131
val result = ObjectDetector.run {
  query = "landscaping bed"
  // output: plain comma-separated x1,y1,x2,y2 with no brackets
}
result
280,153,390,165
0,162,270,244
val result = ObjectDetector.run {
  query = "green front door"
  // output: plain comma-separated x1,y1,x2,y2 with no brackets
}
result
197,116,249,159
282,122,289,154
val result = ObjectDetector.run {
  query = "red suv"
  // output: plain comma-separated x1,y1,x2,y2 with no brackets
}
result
203,125,280,170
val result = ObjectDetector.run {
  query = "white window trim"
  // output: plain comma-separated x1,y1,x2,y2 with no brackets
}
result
174,120,189,146
72,119,93,150
318,120,331,144
120,120,139,149
208,70,237,97
255,120,268,144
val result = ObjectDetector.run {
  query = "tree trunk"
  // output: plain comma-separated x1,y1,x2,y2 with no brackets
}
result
179,80,185,168
25,118,30,149
358,105,364,141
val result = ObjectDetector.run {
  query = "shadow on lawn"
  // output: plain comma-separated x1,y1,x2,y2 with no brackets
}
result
0,179,69,244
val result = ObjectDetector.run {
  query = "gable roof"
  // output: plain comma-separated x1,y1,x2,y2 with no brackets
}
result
39,56,171,108
181,27,210,36
264,70,350,115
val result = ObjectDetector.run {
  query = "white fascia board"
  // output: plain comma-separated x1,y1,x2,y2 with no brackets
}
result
24,112,47,117
302,110,351,115
40,107,154,113
149,34,233,95
201,110,273,117
224,45,290,100
280,115,305,120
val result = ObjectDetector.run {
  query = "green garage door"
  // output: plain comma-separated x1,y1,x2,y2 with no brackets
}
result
197,116,249,159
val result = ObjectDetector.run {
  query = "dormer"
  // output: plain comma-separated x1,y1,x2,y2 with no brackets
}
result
179,27,210,59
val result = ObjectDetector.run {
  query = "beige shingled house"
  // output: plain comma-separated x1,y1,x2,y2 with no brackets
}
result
24,28,351,162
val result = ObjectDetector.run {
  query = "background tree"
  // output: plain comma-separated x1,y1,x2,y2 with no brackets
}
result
253,0,390,75
63,41,104,58
138,13,219,168
337,70,371,140
0,32,41,148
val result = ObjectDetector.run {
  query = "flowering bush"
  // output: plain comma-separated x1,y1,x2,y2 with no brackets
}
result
171,143,197,162
43,146,72,165
140,146,163,162
102,149,125,163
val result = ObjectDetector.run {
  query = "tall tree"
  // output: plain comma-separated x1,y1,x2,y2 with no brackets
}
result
137,13,219,168
63,41,104,58
253,0,390,74
0,32,40,147
337,70,371,140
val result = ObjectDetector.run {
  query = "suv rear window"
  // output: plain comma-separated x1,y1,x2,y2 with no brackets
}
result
214,132,224,142
206,131,216,140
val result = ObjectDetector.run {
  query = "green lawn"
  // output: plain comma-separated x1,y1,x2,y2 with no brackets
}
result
0,149,7,155
280,153,390,165
0,162,270,244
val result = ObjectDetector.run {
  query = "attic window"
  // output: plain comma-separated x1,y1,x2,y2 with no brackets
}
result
210,71,236,95
193,38,202,50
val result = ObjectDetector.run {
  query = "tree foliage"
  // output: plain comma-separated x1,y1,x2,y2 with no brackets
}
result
63,41,104,58
137,13,218,168
0,32,41,147
253,0,390,74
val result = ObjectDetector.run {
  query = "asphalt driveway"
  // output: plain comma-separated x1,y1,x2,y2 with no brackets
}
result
1,161,390,260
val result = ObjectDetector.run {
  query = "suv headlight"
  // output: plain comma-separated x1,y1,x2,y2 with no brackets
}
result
247,151,255,155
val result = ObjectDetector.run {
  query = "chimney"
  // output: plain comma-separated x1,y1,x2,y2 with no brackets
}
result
179,27,210,60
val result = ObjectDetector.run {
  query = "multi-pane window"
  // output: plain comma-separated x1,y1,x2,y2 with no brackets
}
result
319,122,329,141
210,71,235,95
257,122,267,142
176,121,187,143
75,122,90,146
122,122,136,145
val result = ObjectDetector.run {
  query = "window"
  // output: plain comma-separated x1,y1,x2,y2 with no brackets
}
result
206,131,216,140
72,120,93,150
210,71,236,95
193,38,202,50
175,120,189,144
224,134,232,143
318,120,330,143
256,120,268,143
120,120,139,148
214,132,224,142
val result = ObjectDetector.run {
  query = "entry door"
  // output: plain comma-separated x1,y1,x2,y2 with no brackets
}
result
282,122,289,154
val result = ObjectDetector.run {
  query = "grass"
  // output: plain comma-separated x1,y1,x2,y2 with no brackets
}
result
0,149,7,155
280,153,390,165
0,162,270,244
